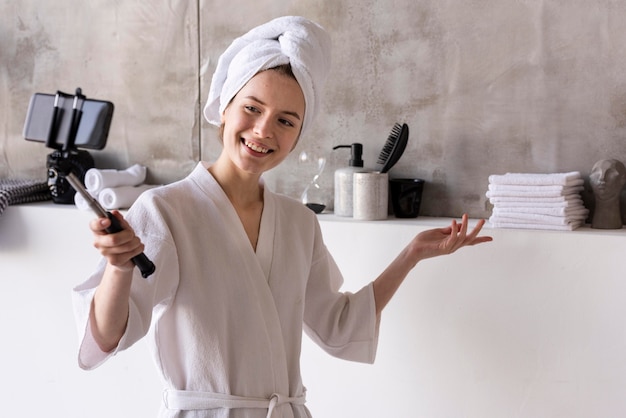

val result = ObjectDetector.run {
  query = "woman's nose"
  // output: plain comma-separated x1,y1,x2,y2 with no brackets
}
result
254,116,273,139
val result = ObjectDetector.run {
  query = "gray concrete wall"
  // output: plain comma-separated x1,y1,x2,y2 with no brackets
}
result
2,1,626,219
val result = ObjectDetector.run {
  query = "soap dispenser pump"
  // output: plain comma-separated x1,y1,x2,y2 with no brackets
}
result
333,143,365,217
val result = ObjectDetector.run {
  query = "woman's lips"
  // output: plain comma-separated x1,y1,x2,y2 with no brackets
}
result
243,139,272,154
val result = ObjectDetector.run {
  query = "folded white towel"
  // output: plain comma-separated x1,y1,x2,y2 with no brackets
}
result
98,185,157,210
488,220,583,231
486,186,583,199
84,164,147,194
486,171,588,231
487,183,584,193
203,16,331,137
488,194,584,204
488,199,584,209
489,213,587,226
488,171,582,186
493,206,589,217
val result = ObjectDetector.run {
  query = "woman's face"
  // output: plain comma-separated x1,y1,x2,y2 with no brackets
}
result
590,159,626,200
220,69,305,176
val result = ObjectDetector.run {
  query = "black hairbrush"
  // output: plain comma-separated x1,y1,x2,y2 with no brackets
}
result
375,123,409,173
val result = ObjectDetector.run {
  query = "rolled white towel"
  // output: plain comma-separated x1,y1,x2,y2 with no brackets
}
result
84,164,147,194
98,184,157,210
488,171,582,186
74,189,97,211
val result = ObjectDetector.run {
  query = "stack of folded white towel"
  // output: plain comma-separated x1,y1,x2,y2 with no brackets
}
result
486,171,589,230
74,164,157,211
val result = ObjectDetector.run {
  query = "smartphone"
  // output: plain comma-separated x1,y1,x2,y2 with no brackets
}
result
23,92,114,150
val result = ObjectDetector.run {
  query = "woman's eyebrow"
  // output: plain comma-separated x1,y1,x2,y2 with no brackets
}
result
244,95,302,120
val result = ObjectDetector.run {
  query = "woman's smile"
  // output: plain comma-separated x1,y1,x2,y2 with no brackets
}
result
217,69,305,176
242,138,272,154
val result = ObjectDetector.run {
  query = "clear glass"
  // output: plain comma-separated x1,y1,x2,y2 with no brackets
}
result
299,150,327,213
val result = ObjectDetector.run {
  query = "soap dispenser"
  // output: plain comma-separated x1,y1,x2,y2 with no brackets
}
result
333,143,365,217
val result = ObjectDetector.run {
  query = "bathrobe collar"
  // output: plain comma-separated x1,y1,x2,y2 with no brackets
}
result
194,161,276,280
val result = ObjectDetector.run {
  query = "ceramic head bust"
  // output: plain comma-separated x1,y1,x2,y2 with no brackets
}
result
589,158,626,229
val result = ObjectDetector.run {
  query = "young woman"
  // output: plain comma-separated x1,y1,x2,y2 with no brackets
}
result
73,16,492,418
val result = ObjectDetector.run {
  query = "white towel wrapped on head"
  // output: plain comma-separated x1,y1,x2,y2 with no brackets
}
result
84,164,147,194
203,16,331,137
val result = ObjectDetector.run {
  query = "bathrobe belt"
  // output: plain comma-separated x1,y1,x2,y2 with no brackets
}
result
163,389,306,418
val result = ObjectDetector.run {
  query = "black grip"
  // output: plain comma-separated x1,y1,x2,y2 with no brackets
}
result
105,212,155,278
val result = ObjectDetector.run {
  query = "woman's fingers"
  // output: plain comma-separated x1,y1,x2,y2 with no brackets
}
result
446,214,492,252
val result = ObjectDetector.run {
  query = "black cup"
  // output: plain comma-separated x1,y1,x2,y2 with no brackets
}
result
389,178,425,218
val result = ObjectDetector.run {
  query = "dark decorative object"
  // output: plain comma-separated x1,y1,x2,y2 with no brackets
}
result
589,159,626,229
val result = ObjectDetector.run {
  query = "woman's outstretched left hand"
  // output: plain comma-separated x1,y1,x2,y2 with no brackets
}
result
373,214,493,314
407,214,493,262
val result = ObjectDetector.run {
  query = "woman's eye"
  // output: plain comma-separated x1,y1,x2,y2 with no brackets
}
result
279,118,294,127
245,105,260,113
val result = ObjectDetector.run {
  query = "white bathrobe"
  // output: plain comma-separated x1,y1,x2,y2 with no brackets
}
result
73,162,379,418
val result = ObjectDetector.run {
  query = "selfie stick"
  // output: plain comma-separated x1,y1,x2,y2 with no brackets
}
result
65,172,155,278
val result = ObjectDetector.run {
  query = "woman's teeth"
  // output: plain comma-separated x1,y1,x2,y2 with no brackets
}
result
245,140,270,154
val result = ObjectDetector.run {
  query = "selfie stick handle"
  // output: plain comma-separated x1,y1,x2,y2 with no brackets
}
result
65,172,155,278
100,213,156,278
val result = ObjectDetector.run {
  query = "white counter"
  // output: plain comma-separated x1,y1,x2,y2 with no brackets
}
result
304,214,626,418
1,203,625,417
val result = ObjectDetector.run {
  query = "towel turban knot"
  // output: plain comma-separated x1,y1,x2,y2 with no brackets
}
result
203,16,331,136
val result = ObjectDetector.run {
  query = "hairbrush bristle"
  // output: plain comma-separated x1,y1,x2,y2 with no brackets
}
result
376,123,402,165
375,123,409,173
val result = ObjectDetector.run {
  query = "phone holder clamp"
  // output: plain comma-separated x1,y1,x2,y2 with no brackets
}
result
45,88,96,204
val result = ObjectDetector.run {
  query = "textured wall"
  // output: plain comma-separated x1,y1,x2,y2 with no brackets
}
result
1,1,200,185
2,0,626,219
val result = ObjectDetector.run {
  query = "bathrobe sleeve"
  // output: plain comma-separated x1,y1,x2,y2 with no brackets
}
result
302,218,380,364
71,203,179,370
